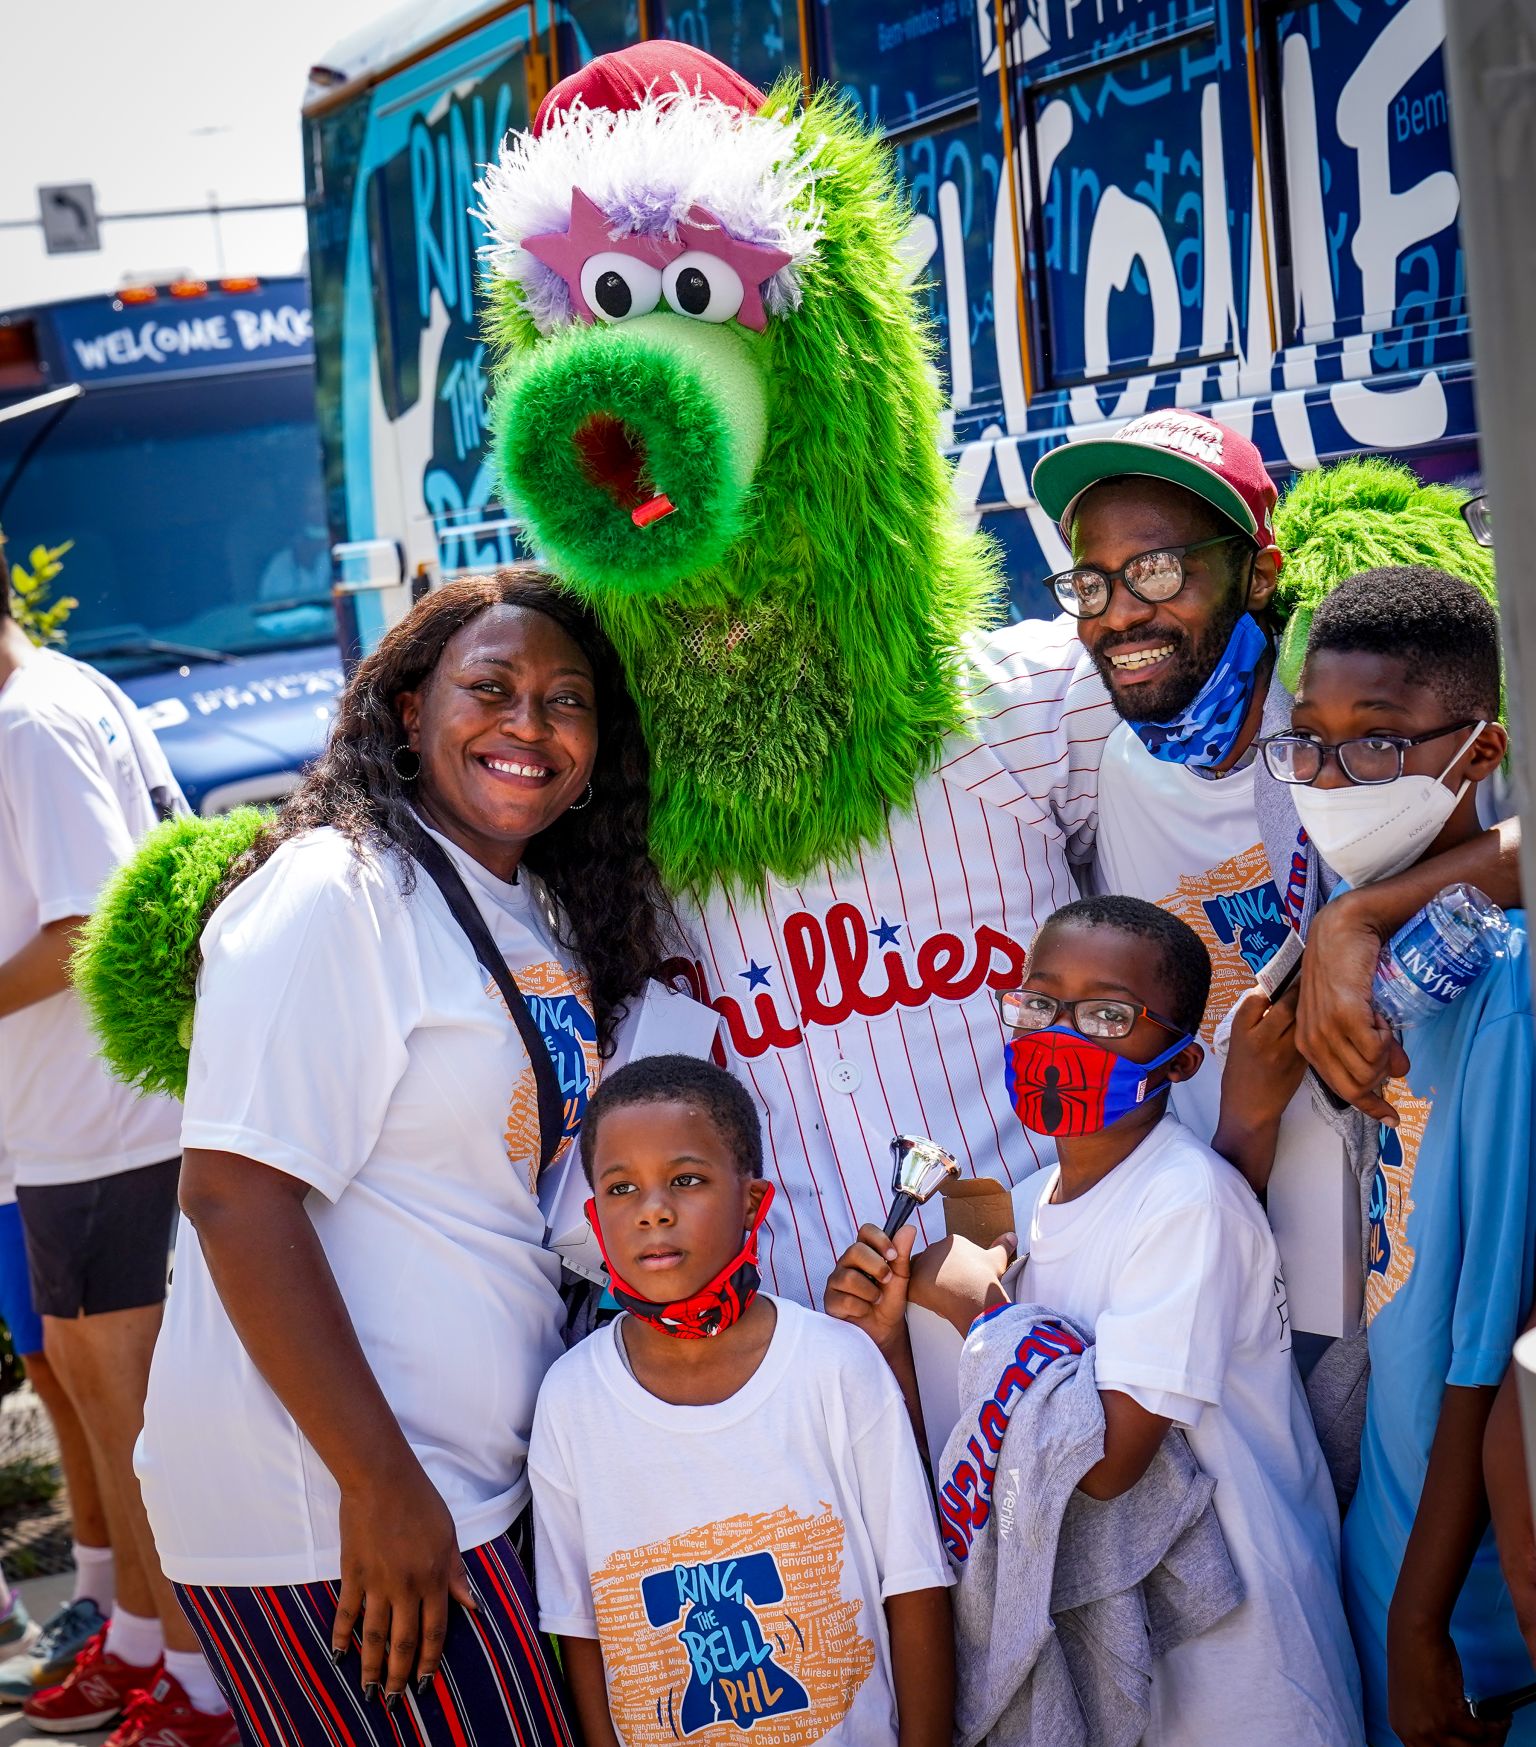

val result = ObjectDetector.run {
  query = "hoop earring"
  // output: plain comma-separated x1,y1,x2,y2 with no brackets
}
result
392,744,421,781
568,781,593,812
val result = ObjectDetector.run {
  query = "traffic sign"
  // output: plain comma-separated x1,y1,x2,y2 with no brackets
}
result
38,183,100,254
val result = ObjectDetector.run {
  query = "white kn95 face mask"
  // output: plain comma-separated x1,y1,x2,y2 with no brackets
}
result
1292,723,1485,887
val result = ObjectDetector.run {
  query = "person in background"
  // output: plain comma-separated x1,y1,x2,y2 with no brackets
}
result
533,1054,953,1747
138,568,675,1747
828,894,1363,1747
0,551,231,1744
1266,568,1532,1746
0,1133,117,1693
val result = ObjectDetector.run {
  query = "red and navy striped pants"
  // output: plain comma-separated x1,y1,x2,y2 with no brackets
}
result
175,1535,574,1747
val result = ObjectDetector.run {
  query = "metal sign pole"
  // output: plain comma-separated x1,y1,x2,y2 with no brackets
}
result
1442,1,1536,1013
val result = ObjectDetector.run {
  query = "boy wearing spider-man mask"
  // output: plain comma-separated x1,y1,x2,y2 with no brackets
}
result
827,894,1363,1747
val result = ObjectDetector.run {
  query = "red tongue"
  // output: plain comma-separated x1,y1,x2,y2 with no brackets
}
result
573,415,675,528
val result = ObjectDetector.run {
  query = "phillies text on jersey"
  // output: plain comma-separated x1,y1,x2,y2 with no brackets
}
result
671,616,1113,1305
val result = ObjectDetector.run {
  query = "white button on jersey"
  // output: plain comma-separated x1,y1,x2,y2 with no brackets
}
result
828,1059,862,1094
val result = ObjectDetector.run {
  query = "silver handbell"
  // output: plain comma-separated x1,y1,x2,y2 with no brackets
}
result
883,1133,961,1237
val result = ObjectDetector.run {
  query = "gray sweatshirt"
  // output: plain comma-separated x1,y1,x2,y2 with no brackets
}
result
936,1303,1244,1747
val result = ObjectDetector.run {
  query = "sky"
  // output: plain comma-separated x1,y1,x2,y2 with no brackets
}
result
1,0,403,308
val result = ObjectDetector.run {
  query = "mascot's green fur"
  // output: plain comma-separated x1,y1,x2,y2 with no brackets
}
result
1273,455,1498,697
481,78,1001,893
72,808,265,1099
68,48,1502,1107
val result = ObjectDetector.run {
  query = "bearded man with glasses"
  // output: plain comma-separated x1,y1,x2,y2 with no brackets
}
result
1029,413,1520,1358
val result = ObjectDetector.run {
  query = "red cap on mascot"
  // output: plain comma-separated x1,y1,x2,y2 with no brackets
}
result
534,41,767,132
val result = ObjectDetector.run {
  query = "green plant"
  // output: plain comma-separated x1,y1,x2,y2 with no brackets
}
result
0,1458,60,1515
5,538,78,646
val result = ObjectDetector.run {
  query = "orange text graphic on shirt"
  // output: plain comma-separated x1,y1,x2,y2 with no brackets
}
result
663,904,1029,1061
1156,842,1291,1042
491,960,600,1188
1366,1079,1430,1323
590,1504,875,1743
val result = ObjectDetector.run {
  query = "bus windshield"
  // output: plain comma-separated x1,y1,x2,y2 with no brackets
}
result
0,366,331,675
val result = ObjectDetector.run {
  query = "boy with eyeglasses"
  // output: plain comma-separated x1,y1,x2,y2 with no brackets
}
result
1260,567,1533,1747
828,893,1363,1746
1030,416,1363,1345
1031,422,1521,1354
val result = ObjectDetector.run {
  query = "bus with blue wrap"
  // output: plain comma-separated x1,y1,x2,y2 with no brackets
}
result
302,0,1476,648
0,276,341,814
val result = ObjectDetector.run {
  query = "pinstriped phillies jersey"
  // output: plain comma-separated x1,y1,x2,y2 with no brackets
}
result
668,614,1113,1306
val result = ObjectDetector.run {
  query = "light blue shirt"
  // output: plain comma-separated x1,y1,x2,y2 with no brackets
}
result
1341,911,1536,1743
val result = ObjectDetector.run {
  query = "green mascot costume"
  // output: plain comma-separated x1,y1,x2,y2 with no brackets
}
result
76,43,1500,1317
80,43,1121,1307
468,42,1123,1302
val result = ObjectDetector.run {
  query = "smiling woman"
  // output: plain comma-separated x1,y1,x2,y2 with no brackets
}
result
129,567,676,1747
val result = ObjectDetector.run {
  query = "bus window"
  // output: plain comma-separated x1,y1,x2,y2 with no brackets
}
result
813,0,979,130
894,116,1001,419
0,370,331,675
1025,18,1235,390
651,0,797,95
1265,1,1463,355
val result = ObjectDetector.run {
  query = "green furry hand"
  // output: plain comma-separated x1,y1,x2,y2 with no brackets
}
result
72,807,268,1101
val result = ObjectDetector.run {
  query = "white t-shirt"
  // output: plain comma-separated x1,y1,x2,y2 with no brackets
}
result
679,615,1115,1307
1092,722,1301,1139
1092,719,1360,1335
0,647,182,1185
529,1298,951,1746
137,824,584,1584
1016,1118,1363,1747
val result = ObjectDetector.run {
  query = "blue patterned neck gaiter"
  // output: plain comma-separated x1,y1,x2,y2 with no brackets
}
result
1134,612,1268,769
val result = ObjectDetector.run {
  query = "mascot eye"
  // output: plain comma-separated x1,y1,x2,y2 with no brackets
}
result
662,251,746,323
579,253,663,323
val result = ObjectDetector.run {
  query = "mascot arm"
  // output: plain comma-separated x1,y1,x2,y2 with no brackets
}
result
1297,816,1520,1121
955,618,1114,856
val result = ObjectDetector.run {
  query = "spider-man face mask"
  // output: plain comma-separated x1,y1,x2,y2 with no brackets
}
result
1004,1028,1191,1137
585,1184,775,1339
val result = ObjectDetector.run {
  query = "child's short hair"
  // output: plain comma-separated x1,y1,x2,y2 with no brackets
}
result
1305,566,1502,721
580,1054,764,1181
1040,894,1211,1036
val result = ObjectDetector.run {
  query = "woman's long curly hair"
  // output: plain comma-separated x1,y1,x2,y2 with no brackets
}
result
210,566,676,1053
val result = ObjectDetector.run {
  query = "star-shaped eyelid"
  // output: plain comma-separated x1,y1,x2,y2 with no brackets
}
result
522,188,794,329
674,204,794,331
523,189,680,322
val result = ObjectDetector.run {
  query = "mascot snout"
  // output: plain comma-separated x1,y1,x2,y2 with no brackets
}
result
491,312,768,596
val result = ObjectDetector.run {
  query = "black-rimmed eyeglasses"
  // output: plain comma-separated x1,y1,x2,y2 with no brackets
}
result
1044,533,1253,621
995,989,1186,1040
1259,721,1481,787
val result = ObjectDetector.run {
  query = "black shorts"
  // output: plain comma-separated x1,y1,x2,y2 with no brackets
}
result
17,1158,179,1318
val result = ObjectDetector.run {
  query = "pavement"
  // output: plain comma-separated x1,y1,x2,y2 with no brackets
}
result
0,1572,99,1747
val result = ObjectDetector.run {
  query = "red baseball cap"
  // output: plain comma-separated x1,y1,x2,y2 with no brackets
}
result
534,42,766,133
1031,410,1279,550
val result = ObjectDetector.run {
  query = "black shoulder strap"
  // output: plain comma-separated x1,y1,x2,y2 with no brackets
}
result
406,826,564,1173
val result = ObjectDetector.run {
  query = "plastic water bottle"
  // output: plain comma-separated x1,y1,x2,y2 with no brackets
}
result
1372,883,1511,1030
